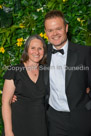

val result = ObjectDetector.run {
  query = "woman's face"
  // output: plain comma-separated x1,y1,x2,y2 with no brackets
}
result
27,39,44,64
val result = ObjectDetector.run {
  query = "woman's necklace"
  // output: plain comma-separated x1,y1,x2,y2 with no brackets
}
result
33,72,37,76
24,62,39,78
31,67,39,77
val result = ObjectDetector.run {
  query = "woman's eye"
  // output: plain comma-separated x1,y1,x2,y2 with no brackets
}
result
31,47,35,49
39,48,42,50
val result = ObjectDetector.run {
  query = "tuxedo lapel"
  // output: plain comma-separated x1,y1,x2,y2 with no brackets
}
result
47,44,53,65
65,42,78,90
44,44,52,87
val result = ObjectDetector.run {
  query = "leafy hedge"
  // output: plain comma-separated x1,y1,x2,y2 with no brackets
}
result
0,0,91,135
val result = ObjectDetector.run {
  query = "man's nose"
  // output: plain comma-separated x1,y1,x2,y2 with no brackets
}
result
53,30,57,35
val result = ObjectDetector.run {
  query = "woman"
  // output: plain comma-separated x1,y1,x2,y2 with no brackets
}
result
2,35,47,136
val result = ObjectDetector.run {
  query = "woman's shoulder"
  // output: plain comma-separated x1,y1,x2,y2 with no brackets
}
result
7,63,24,71
3,63,24,80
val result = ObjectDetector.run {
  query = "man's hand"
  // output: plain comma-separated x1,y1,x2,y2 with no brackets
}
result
11,95,17,103
86,88,90,94
10,88,90,103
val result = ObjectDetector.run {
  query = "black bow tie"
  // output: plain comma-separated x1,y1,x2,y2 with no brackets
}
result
52,48,64,55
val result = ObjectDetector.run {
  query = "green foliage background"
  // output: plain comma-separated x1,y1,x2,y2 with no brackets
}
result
0,0,91,135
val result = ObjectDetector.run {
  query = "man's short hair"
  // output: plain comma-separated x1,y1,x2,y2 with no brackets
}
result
44,10,66,27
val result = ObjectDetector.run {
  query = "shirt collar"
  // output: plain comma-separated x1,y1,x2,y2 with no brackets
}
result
52,40,68,55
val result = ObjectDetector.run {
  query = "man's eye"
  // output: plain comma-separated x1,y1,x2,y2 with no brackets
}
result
57,28,62,30
48,30,52,32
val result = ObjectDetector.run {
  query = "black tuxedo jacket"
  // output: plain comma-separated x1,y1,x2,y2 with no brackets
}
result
44,41,91,111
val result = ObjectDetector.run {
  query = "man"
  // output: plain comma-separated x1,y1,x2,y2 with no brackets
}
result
12,10,91,136
44,10,91,136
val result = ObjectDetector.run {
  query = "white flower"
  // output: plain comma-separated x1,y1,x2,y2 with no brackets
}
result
37,7,44,12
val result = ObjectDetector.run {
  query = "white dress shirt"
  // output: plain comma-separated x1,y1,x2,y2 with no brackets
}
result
49,40,70,111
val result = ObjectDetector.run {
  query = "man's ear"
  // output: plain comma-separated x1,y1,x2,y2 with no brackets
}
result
66,24,68,33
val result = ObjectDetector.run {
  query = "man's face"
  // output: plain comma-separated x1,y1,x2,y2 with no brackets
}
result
45,17,68,49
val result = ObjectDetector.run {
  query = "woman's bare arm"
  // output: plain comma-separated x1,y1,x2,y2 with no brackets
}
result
2,79,15,135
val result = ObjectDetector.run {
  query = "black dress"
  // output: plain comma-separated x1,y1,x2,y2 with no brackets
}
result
2,63,47,136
